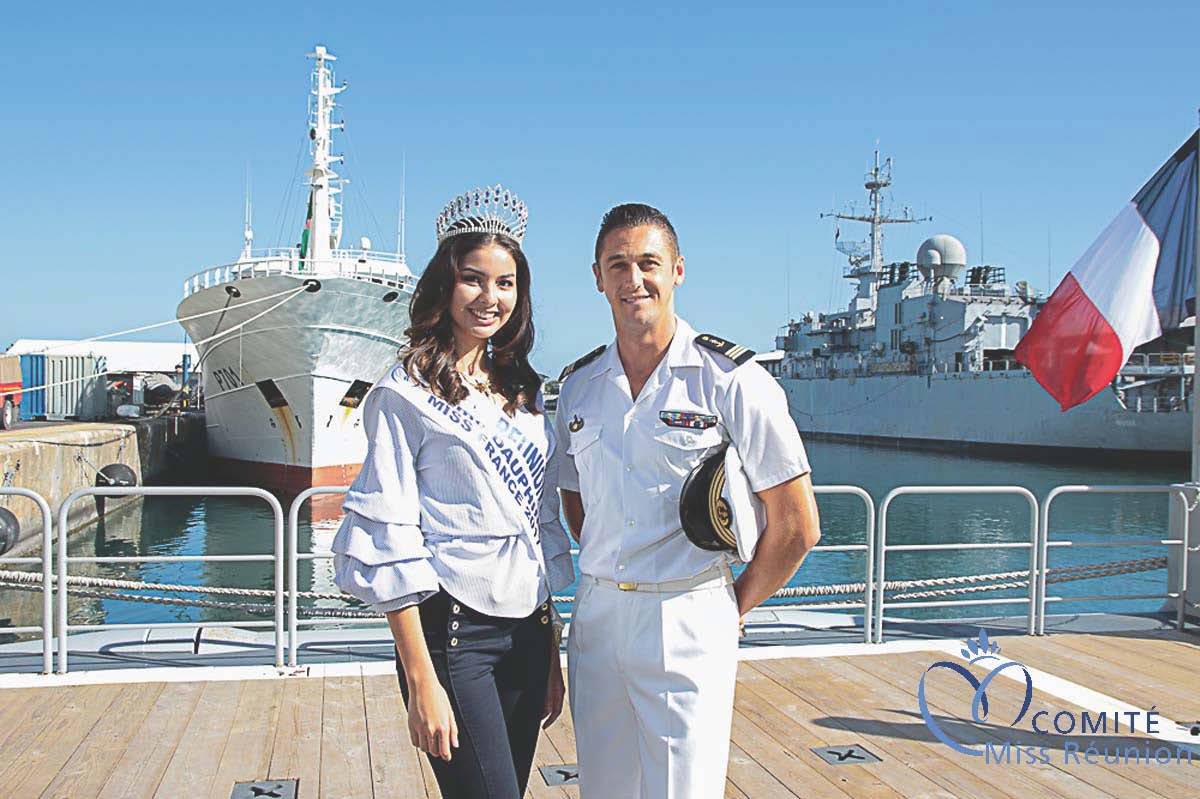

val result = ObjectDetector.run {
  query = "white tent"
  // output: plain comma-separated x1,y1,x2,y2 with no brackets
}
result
4,340,199,373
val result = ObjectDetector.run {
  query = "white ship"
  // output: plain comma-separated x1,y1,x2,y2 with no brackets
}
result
771,151,1192,461
176,46,414,491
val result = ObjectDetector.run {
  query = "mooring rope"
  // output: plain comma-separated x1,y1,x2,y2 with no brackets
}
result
0,556,1169,619
756,555,1168,602
0,571,342,600
0,286,313,402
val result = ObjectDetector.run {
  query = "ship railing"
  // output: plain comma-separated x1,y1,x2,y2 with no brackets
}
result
0,488,54,673
1037,485,1194,634
1124,395,1190,413
946,285,1009,297
1122,352,1195,371
181,252,415,299
2,482,1192,674
54,486,285,674
982,359,1026,372
780,486,876,644
284,487,878,663
874,486,1039,643
287,487,369,667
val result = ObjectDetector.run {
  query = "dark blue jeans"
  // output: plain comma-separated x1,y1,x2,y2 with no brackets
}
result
396,590,552,799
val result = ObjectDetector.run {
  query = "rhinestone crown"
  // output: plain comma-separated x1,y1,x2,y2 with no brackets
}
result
435,184,529,245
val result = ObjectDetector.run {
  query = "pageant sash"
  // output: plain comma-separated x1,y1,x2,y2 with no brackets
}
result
380,366,549,544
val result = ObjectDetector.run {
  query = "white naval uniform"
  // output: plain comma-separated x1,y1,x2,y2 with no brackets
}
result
554,317,811,799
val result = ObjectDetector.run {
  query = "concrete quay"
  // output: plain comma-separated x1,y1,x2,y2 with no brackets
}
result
0,413,206,555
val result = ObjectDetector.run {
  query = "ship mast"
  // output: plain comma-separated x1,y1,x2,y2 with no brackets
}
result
304,45,346,268
822,149,930,275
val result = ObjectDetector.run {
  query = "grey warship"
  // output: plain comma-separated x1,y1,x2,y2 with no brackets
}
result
770,151,1191,461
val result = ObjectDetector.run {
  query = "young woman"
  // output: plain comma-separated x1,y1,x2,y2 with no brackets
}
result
332,185,573,799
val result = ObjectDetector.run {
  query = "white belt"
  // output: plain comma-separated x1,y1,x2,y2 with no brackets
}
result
584,563,733,594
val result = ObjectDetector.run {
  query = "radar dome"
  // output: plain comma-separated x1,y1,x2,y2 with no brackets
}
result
917,234,967,283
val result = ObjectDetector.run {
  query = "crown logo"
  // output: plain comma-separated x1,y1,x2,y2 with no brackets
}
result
960,628,1001,662
435,184,529,245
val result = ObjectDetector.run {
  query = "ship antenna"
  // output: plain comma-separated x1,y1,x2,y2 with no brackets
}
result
397,152,407,266
240,162,254,262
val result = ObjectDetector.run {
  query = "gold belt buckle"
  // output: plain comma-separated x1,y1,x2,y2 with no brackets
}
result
617,581,637,591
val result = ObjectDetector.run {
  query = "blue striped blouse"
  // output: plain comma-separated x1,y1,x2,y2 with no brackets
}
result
332,370,575,618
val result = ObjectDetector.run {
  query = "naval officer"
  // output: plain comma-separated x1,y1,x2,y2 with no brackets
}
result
554,203,822,799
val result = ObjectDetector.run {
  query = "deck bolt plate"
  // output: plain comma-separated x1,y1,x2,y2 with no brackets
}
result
812,744,882,765
230,779,298,798
539,763,580,785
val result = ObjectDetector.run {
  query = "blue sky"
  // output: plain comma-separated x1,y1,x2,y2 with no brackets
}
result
4,1,1198,374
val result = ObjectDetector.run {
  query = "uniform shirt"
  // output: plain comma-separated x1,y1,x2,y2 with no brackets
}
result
332,367,575,617
554,317,811,583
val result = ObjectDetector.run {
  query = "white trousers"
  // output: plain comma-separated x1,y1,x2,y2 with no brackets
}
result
567,575,740,799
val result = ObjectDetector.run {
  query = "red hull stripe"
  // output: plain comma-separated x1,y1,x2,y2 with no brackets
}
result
1014,273,1124,411
210,457,359,494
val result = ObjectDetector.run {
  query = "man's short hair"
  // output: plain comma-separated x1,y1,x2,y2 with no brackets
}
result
594,203,680,263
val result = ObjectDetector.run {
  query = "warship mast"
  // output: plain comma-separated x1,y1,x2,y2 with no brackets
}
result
822,148,930,274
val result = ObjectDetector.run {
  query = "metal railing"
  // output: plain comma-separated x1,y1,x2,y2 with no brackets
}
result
55,486,285,673
0,481,1188,676
182,253,415,298
874,486,1039,643
283,486,877,656
786,486,876,643
0,488,54,673
1122,352,1195,370
287,486,363,667
982,359,1025,372
1129,395,1189,413
1037,484,1193,635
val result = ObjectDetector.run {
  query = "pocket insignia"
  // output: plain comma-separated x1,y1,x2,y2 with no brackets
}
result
660,410,718,429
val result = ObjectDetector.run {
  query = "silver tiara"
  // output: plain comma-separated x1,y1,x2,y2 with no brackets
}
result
435,184,529,245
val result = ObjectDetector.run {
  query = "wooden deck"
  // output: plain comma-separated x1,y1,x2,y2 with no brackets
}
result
1,630,1197,798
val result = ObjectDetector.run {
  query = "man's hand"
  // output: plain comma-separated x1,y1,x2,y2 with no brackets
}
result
560,489,585,543
543,656,566,728
733,472,821,618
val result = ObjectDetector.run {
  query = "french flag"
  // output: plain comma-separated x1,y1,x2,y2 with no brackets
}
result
1015,132,1197,411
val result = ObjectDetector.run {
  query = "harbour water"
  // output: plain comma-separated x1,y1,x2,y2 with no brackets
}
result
0,439,1187,637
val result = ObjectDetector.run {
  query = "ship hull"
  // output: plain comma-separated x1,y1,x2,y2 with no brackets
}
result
176,273,411,492
779,370,1189,463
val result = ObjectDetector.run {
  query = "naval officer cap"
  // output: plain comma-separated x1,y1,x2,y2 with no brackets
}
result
679,445,765,563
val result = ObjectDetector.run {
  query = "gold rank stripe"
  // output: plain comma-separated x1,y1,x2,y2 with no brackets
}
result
695,333,755,364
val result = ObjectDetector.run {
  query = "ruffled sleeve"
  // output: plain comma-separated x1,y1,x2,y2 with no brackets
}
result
332,385,439,611
538,407,576,592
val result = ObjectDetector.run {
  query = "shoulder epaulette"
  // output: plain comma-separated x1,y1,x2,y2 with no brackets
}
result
695,333,756,366
558,345,607,381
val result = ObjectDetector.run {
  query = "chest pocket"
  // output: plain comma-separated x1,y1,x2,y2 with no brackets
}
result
651,425,725,480
566,424,604,500
567,424,603,458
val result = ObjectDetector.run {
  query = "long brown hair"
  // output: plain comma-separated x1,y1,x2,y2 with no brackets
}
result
401,231,541,415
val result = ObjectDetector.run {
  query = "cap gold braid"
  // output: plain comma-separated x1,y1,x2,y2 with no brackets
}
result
707,463,738,549
435,184,529,245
